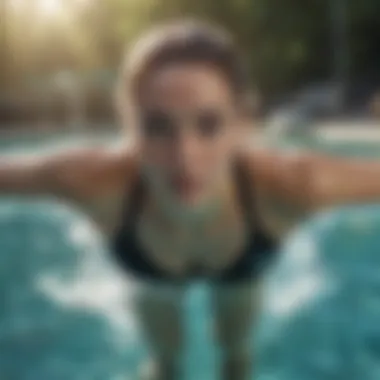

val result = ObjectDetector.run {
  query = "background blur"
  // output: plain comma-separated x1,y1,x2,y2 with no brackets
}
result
1,0,380,136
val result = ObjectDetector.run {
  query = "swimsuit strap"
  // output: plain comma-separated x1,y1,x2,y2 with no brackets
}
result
121,172,146,233
234,157,261,232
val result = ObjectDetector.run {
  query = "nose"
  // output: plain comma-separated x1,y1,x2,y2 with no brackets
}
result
173,131,201,173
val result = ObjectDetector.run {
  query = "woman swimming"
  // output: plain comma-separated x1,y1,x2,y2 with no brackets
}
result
2,19,380,380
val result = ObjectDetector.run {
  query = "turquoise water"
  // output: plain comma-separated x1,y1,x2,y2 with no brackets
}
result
0,131,225,380
0,199,222,380
256,205,380,380
0,130,117,155
2,130,380,380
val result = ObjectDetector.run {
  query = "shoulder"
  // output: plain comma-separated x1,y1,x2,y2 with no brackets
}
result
239,145,313,191
52,143,140,201
238,146,314,237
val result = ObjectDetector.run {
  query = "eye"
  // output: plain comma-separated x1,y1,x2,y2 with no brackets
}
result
141,111,175,138
196,111,226,137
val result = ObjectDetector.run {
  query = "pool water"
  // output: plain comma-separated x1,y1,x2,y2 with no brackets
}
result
0,196,224,380
0,130,117,155
1,130,380,380
0,131,225,380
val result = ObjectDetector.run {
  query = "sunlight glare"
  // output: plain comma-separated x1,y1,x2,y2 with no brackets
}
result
38,0,63,16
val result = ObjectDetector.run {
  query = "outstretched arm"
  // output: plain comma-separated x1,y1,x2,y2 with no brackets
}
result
305,154,380,209
251,147,380,214
0,147,129,201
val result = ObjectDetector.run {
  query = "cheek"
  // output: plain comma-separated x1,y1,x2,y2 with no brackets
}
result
139,142,172,192
201,131,239,174
140,139,174,169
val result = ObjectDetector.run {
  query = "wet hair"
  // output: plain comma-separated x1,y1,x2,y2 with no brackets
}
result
117,19,252,122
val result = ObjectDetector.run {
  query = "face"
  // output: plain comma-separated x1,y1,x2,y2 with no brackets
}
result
135,63,246,210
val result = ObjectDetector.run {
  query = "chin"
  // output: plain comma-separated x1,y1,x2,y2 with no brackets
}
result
174,190,210,212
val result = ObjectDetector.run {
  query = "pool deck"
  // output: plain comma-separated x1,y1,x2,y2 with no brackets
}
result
316,120,380,143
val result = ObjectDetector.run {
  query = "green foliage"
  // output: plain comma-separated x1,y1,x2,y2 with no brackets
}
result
2,0,380,97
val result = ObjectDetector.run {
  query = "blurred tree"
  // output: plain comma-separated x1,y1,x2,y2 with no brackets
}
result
2,0,380,102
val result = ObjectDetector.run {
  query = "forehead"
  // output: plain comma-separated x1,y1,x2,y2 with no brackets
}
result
140,63,235,110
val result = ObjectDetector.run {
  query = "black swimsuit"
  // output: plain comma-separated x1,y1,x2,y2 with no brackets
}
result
112,160,277,283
